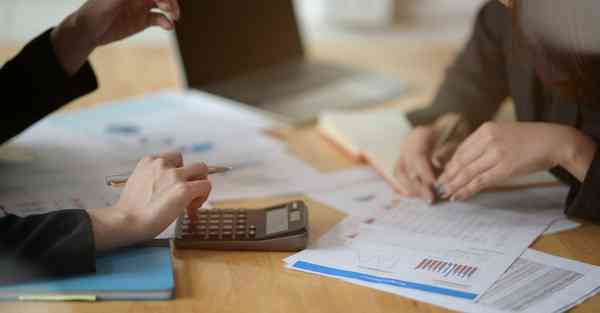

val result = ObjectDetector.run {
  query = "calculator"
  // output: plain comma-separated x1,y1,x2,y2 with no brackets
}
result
174,201,309,251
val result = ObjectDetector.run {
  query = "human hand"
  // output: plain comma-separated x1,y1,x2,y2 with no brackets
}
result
88,152,211,251
73,0,180,47
51,0,180,75
394,126,440,202
437,121,591,201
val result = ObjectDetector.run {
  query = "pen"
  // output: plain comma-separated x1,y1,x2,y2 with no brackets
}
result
432,114,467,202
105,166,232,188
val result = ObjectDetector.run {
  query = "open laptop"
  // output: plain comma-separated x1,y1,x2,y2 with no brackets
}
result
174,0,406,123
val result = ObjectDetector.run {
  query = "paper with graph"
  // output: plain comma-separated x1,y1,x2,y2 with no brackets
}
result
285,197,562,300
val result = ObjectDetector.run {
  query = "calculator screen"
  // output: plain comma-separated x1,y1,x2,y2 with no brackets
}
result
266,208,289,235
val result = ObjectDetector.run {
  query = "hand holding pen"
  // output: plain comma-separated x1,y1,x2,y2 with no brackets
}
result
394,114,469,204
89,151,217,251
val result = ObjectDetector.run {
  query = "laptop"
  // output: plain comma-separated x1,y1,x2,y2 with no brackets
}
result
174,0,406,123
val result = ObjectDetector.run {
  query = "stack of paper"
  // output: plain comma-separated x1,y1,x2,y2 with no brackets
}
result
284,181,594,312
0,90,376,239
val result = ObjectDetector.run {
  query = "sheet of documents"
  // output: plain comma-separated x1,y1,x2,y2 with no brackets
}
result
309,182,579,235
290,187,565,300
287,249,600,313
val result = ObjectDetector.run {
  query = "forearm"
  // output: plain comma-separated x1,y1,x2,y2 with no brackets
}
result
51,14,96,76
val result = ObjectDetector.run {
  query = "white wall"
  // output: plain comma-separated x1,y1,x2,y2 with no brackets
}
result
0,0,487,45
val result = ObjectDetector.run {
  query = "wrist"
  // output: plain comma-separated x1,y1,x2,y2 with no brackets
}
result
557,127,597,181
87,206,135,252
51,13,96,76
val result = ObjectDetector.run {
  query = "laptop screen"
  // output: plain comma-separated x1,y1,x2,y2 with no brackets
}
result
175,0,305,88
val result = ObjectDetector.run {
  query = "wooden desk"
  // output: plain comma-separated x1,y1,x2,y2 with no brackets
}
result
1,38,599,313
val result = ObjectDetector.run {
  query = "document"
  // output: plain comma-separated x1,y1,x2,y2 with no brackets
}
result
287,249,600,313
309,182,578,235
287,193,563,300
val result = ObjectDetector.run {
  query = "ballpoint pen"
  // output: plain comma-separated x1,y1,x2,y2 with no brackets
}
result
432,114,468,202
105,165,232,188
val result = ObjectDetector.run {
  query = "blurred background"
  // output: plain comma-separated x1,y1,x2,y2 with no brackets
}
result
0,0,488,110
0,0,484,44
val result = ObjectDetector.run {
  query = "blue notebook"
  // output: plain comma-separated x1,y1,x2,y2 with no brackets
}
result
0,247,174,301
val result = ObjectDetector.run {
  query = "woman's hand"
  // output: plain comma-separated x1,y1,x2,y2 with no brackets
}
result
88,152,211,251
437,121,597,201
51,0,180,75
394,126,438,202
394,125,460,202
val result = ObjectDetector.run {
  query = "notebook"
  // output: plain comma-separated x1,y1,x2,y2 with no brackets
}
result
318,107,559,191
0,247,175,301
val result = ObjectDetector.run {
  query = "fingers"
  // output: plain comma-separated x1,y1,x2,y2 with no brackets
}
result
438,130,487,184
153,0,180,21
148,12,174,30
451,165,506,201
169,180,212,209
432,142,459,169
175,162,209,181
395,159,435,202
152,151,184,168
440,151,498,199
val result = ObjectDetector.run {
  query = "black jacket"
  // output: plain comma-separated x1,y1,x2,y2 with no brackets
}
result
407,1,600,222
0,29,98,284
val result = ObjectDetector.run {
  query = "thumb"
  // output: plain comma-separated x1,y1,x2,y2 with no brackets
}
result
432,142,459,170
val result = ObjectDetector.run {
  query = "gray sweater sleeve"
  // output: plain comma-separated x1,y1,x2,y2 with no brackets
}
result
407,1,510,129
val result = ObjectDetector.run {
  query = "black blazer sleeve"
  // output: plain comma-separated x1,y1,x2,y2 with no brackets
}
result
0,210,96,284
0,29,99,284
0,28,98,144
564,147,600,223
407,1,510,129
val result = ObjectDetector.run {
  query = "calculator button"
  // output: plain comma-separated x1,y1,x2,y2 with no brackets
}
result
223,214,234,218
222,219,234,224
197,225,207,230
210,214,220,218
236,225,246,230
237,219,246,224
290,211,301,222
249,230,256,237
249,225,256,230
292,202,298,209
209,219,220,224
222,225,233,230
198,214,208,219
209,225,219,230
237,213,246,218
236,231,245,236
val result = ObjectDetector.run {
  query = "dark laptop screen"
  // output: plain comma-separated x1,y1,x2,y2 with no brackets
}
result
175,0,305,88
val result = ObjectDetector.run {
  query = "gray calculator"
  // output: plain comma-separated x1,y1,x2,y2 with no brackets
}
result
174,201,309,251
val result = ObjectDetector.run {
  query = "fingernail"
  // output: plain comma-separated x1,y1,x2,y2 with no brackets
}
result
450,195,457,202
435,183,446,197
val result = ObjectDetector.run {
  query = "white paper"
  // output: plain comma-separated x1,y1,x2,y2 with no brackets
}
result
309,183,576,235
287,249,600,313
287,195,562,300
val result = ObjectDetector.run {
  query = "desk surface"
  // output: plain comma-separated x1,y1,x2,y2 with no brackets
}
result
1,38,599,313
